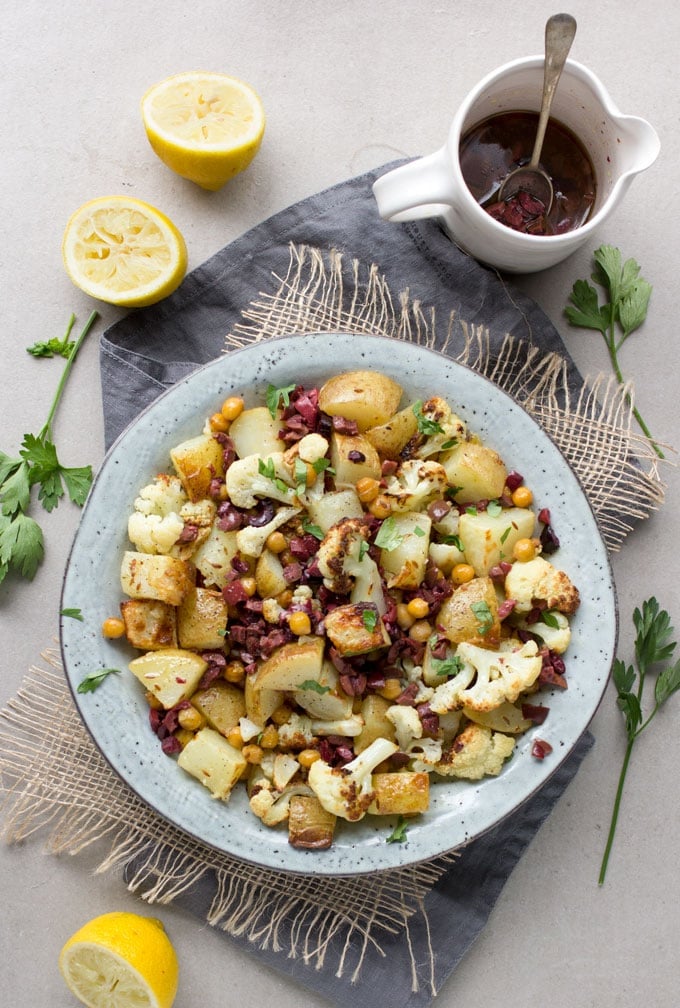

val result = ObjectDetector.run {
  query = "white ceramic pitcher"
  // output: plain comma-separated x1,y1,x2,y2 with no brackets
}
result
372,57,660,273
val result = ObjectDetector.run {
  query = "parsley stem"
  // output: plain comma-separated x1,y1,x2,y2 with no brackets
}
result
39,311,99,439
598,733,634,885
605,318,664,460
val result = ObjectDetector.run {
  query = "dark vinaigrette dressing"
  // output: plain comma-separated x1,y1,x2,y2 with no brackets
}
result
459,110,596,235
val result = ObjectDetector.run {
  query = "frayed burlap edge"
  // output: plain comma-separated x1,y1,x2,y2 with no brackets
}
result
0,242,671,999
0,651,451,995
225,243,668,548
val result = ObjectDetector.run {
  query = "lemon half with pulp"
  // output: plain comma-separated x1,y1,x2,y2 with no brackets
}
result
58,911,179,1008
141,71,265,191
62,196,187,307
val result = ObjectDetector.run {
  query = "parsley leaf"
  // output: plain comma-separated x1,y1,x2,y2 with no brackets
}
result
299,680,331,694
374,516,403,551
301,517,324,540
362,607,378,632
412,400,444,436
0,311,98,586
26,314,78,359
471,600,493,635
565,246,661,457
77,668,121,694
386,816,409,843
432,655,464,677
294,456,308,493
599,598,680,884
266,382,297,418
60,607,84,621
0,512,44,579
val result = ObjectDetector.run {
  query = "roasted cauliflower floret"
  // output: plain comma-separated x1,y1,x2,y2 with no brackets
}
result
514,610,572,654
382,459,449,512
429,639,542,714
127,474,189,554
505,555,580,615
307,737,399,821
434,723,515,780
249,777,314,827
316,517,386,611
236,505,301,558
409,397,467,459
386,704,423,751
225,452,299,509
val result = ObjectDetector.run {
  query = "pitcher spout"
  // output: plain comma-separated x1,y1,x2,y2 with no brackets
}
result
614,114,661,175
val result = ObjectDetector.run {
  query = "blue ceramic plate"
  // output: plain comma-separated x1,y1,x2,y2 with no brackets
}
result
60,332,617,875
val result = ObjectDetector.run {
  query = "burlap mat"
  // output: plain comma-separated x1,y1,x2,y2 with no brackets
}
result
0,163,670,1006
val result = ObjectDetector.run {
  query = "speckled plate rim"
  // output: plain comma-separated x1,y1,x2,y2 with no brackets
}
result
60,331,617,876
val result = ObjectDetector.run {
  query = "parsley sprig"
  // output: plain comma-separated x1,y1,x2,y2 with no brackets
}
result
599,597,680,884
0,311,98,584
565,245,663,458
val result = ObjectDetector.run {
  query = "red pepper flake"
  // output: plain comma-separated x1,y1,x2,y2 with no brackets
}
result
175,676,186,684
531,738,553,760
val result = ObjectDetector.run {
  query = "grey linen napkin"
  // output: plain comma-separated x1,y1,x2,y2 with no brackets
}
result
102,163,595,1006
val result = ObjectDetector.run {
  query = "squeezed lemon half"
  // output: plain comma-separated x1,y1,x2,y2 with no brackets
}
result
62,196,187,307
58,911,179,1008
141,71,265,191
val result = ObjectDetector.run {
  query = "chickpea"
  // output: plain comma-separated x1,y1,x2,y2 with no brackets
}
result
221,396,245,421
271,704,293,726
511,485,534,508
297,748,321,768
377,678,403,701
266,530,287,553
223,659,246,684
276,589,294,608
355,476,381,503
451,563,475,585
240,576,257,598
177,706,205,731
513,537,537,562
406,597,429,619
396,603,416,630
101,616,126,639
368,494,392,519
241,743,264,765
259,724,279,749
226,726,244,748
409,619,433,643
288,610,312,636
303,462,318,488
208,412,230,433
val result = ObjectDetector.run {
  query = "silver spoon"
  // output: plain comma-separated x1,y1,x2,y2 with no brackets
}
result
498,12,577,212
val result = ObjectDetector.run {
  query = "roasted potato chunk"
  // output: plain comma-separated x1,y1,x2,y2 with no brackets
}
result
364,405,419,458
323,603,391,656
177,727,247,800
120,550,194,606
120,598,177,650
129,648,207,709
368,772,430,815
177,586,228,650
318,370,402,431
170,433,225,502
288,794,337,849
438,576,501,647
329,431,381,485
440,441,507,505
192,680,247,736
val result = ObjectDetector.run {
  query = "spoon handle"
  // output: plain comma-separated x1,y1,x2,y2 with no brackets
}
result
530,13,577,168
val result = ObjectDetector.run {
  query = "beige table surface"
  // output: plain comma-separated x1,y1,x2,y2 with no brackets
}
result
2,2,679,1006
